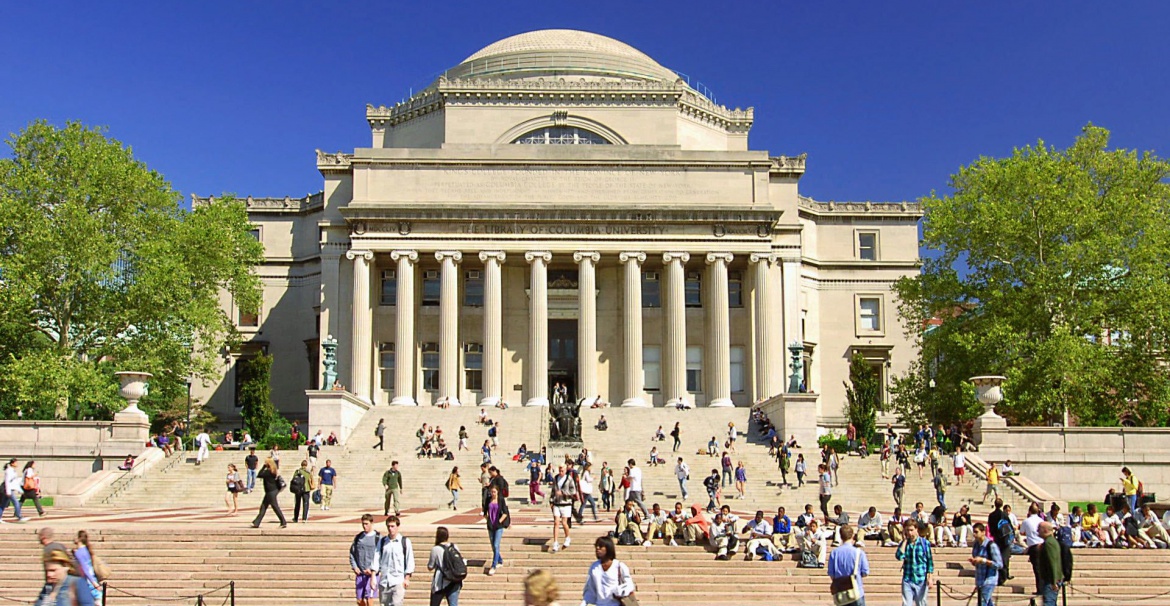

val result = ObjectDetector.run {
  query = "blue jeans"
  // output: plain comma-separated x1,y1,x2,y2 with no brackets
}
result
430,583,461,606
3,490,23,520
578,494,598,521
901,579,928,606
722,468,732,487
489,528,504,567
1041,583,1059,606
1128,495,1139,515
977,583,996,606
937,491,946,509
678,477,689,500
706,489,718,511
246,469,257,492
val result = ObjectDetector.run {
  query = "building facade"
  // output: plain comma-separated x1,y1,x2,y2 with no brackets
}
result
194,30,922,425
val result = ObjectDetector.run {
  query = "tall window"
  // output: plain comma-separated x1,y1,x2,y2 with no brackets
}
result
643,345,661,391
464,342,483,391
858,231,878,261
379,343,395,391
421,343,439,390
422,270,440,306
248,228,261,241
685,272,702,307
859,297,882,332
686,346,703,392
728,271,744,308
380,269,397,306
730,346,745,393
464,270,484,307
237,297,260,327
513,126,610,145
642,272,661,308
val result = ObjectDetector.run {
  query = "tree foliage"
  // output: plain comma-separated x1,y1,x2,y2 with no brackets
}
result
0,120,264,420
844,352,880,441
238,353,279,439
893,124,1170,426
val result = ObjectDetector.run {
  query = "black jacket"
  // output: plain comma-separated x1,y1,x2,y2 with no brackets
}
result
258,467,281,493
486,498,510,531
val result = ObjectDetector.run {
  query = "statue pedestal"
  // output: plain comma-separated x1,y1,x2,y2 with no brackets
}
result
108,410,150,448
973,411,1013,453
759,393,818,451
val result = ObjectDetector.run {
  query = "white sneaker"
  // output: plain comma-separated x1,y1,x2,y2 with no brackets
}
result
642,540,653,547
669,539,678,546
487,566,496,576
564,536,571,547
551,543,561,553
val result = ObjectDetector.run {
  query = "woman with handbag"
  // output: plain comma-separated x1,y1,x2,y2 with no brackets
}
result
580,536,636,606
36,550,95,606
251,458,287,528
71,530,105,602
484,484,509,576
22,460,46,517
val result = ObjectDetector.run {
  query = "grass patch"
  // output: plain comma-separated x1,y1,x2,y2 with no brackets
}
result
20,496,53,507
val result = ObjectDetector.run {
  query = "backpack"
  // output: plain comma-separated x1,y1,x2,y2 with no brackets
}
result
312,489,322,504
289,472,306,495
1060,540,1074,582
996,517,1016,544
618,528,639,546
441,543,468,585
488,426,497,438
799,546,821,568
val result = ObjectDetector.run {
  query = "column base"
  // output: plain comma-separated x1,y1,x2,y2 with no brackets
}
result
620,397,649,408
525,397,550,407
478,396,500,407
707,397,734,408
389,396,418,406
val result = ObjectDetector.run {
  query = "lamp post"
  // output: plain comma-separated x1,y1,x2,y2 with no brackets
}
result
185,379,192,435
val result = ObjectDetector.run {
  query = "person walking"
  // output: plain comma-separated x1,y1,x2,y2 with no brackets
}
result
829,448,841,486
968,522,1003,606
895,520,934,606
195,429,210,465
427,526,462,606
484,484,510,575
625,459,647,516
383,461,404,516
2,458,25,522
932,467,947,509
795,454,807,487
351,514,381,606
580,536,636,606
445,466,462,510
600,466,616,512
1121,467,1141,515
981,463,1001,504
734,461,747,499
21,460,46,518
670,422,681,452
318,459,338,510
1036,522,1063,606
892,466,906,511
373,418,386,451
577,462,599,522
291,460,314,522
549,466,575,553
244,447,259,494
818,464,833,524
225,463,241,515
527,459,546,505
827,525,869,606
37,549,96,606
675,457,690,501
374,515,415,606
71,530,104,602
720,451,733,487
779,448,791,487
953,446,966,485
251,458,287,528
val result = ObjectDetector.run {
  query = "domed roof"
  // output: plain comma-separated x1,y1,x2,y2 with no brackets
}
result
445,29,679,83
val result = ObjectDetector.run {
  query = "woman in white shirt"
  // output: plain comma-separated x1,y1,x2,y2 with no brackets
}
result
580,536,635,606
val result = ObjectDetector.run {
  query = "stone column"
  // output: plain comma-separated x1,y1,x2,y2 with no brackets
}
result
525,251,552,407
662,252,690,407
574,252,600,403
436,251,462,406
619,252,647,407
346,249,375,403
478,251,506,407
706,253,734,407
750,253,781,399
390,250,418,406
781,255,803,356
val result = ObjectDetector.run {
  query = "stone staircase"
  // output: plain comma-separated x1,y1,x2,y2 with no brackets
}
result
2,525,1169,605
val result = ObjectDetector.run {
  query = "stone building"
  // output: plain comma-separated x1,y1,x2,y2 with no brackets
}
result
194,29,922,428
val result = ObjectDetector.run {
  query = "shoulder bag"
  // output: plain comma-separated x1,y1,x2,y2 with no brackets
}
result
830,548,862,606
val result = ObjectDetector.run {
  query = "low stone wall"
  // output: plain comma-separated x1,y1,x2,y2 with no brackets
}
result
978,425,1170,503
306,390,371,445
0,419,150,497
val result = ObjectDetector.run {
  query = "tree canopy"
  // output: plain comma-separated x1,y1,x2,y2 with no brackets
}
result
0,120,264,420
892,124,1170,427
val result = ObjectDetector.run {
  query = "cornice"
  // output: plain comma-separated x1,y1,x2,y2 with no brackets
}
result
769,154,807,177
316,149,354,172
339,206,783,224
798,196,923,217
191,192,325,215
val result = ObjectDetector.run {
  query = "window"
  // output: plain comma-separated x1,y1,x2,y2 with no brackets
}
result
379,343,395,391
730,346,745,393
422,270,440,306
513,126,610,145
464,342,483,391
642,272,661,308
685,271,702,307
464,270,484,307
728,271,744,308
858,297,882,333
686,346,702,392
857,231,878,261
421,343,439,391
238,299,260,327
643,346,661,391
248,228,261,241
380,269,397,306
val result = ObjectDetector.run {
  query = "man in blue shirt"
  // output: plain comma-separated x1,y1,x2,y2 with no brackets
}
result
967,522,1003,606
827,525,869,606
318,459,338,511
896,521,934,606
772,506,794,552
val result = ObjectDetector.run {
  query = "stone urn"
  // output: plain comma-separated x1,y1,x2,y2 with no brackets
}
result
114,371,153,418
970,375,1006,417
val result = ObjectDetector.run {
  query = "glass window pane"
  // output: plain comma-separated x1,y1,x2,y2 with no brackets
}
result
464,271,484,307
685,272,702,307
381,270,397,306
728,271,743,308
859,298,881,331
513,126,611,145
859,232,877,261
686,346,702,392
642,273,661,308
643,345,661,391
422,342,439,390
379,343,395,391
422,272,440,306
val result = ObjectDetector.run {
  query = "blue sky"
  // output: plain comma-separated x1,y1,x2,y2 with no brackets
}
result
1,2,1166,206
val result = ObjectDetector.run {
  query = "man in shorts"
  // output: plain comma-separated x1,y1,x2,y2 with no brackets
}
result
349,514,380,606
953,446,966,486
550,465,574,552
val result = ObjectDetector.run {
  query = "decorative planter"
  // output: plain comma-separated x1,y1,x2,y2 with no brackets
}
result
970,375,1007,417
114,371,153,417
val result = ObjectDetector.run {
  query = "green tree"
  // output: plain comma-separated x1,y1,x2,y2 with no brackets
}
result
0,120,263,420
237,352,279,439
893,124,1170,426
844,353,880,442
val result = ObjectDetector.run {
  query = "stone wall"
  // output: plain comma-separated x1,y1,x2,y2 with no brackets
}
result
0,419,150,496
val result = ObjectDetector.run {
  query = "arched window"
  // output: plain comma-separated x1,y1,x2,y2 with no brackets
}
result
512,126,611,145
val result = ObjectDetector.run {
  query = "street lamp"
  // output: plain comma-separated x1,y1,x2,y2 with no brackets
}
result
185,379,192,441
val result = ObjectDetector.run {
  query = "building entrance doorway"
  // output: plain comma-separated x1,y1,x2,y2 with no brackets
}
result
549,319,577,403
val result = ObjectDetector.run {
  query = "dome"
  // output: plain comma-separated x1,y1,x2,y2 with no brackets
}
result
444,29,679,83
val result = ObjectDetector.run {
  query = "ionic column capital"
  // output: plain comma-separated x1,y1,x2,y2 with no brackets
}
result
345,249,374,262
706,252,734,265
619,251,646,265
390,250,418,263
749,252,781,265
662,251,691,264
434,250,463,264
573,251,601,265
479,250,507,263
525,251,552,264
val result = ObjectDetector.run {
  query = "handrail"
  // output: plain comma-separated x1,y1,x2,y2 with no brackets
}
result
963,451,1064,509
99,450,182,505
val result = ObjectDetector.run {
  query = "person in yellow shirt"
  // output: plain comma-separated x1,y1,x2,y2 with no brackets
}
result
1081,503,1109,546
1121,466,1141,514
981,463,1000,504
